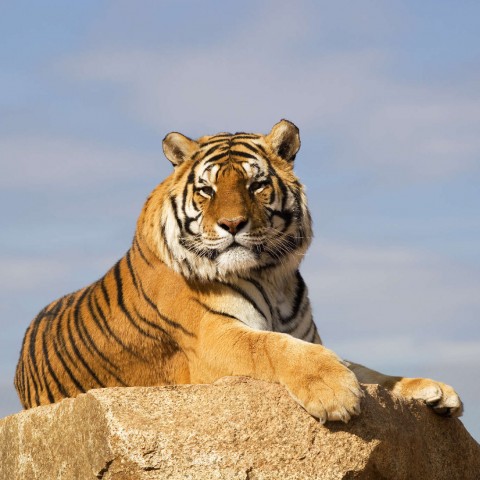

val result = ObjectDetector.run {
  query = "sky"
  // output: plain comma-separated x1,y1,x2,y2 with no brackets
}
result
1,0,479,440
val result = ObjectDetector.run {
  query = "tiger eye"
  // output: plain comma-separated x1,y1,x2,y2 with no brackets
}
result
198,186,214,198
250,181,268,193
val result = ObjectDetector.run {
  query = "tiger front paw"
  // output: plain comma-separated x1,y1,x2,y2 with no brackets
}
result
394,377,463,417
281,347,363,424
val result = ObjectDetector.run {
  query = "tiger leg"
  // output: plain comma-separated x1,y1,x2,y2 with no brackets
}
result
188,314,363,423
346,361,463,417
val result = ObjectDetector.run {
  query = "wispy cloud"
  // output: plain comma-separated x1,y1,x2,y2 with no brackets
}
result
57,2,480,181
331,336,480,370
0,135,162,189
303,240,480,336
0,251,119,297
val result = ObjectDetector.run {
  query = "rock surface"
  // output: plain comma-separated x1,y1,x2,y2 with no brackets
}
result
0,377,479,480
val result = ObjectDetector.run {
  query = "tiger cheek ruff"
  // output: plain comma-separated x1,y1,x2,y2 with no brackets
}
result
14,119,366,424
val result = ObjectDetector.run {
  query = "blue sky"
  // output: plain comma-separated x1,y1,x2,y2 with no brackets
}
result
1,1,479,440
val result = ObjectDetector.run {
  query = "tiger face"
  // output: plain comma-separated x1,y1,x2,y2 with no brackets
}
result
142,120,312,281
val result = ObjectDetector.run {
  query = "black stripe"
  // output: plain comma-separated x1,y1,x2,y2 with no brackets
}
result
28,357,40,406
242,277,274,319
75,291,122,373
66,291,106,387
91,292,143,360
20,360,26,395
21,362,27,400
27,356,41,406
184,218,200,236
221,282,268,321
254,142,268,155
87,290,109,338
268,183,276,204
182,177,190,212
199,136,232,147
201,143,229,157
113,261,163,341
100,277,111,307
229,150,259,160
192,299,245,324
27,313,45,405
39,355,55,404
275,175,289,211
23,361,32,408
133,305,172,342
182,182,200,236
41,325,68,400
280,272,306,325
170,196,183,230
134,238,153,268
22,363,29,408
51,336,86,394
50,302,88,394
18,362,28,408
75,311,126,385
125,250,139,290
231,141,264,156
128,260,195,337
202,151,229,165
160,223,175,261
233,134,261,139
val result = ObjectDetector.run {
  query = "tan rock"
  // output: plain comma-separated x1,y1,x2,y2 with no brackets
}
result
0,377,478,479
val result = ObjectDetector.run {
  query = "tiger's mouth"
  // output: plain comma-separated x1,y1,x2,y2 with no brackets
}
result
180,227,297,267
221,236,267,255
224,241,266,255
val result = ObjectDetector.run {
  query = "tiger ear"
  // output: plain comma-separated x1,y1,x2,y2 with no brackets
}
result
162,132,198,167
266,119,301,163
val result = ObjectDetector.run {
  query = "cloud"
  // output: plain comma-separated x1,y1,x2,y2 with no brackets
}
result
330,336,480,370
0,251,120,296
56,2,480,182
0,135,163,190
344,95,480,180
303,240,480,338
0,256,69,291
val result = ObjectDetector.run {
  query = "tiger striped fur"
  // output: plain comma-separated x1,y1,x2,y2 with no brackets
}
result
15,120,463,422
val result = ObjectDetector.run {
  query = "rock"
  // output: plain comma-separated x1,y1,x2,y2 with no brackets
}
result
0,377,478,479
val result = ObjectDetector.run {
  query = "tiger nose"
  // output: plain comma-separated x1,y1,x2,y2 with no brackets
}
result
218,216,247,235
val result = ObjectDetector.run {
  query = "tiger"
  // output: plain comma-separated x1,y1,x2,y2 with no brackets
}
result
14,120,463,423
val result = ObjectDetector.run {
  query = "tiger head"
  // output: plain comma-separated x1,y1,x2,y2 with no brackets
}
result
139,120,313,281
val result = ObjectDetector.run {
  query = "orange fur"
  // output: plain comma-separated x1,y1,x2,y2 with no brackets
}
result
15,120,462,422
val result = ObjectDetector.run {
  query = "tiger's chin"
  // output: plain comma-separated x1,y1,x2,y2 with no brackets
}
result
215,245,260,277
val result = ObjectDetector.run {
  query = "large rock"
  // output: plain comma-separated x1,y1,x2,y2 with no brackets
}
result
0,377,478,479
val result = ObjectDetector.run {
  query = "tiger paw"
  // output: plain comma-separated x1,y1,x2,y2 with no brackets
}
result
281,348,364,424
393,377,463,417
